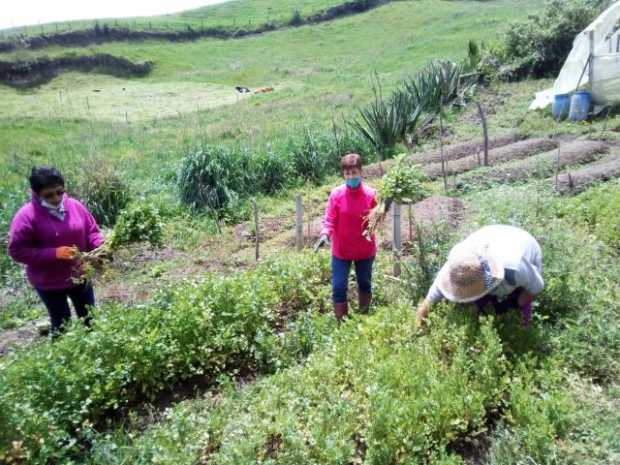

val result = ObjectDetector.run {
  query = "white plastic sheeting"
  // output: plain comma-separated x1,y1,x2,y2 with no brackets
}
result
530,1,620,110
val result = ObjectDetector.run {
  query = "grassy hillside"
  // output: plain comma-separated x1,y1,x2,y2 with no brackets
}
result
1,0,349,38
0,1,541,166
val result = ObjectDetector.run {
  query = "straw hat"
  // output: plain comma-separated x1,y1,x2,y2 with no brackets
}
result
436,243,504,303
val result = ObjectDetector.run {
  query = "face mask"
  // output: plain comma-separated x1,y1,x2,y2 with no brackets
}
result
346,177,361,189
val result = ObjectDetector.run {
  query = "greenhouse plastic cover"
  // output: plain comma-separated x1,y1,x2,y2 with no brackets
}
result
530,1,620,110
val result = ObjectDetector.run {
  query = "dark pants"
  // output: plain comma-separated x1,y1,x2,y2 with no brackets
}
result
36,283,95,332
475,289,520,315
332,256,374,304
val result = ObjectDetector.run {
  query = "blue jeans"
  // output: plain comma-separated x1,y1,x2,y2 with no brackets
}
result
331,256,374,304
36,283,95,332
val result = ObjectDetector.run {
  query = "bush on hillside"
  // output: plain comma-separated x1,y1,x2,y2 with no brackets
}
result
73,162,132,227
178,145,249,216
497,0,611,80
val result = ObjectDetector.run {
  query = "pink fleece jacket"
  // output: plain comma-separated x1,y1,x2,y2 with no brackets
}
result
8,194,103,290
320,182,377,261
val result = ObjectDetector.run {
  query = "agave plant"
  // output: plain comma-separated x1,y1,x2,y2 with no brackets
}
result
351,77,405,160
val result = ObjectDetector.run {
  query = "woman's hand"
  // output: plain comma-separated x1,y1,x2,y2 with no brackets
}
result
415,299,431,328
313,234,330,252
55,246,78,261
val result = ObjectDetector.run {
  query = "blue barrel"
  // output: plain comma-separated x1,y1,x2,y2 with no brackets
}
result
552,93,571,120
568,91,592,122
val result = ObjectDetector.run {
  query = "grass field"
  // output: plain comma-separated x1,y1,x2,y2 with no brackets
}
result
1,0,352,38
0,0,619,463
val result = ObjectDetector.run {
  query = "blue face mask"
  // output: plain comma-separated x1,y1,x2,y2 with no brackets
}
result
346,176,362,189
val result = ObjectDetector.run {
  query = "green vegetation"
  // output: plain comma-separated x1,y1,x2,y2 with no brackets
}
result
495,0,612,79
1,0,619,464
561,180,620,250
69,185,620,465
0,253,332,463
73,162,132,227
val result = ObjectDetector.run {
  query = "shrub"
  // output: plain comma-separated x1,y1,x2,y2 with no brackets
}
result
73,163,132,227
288,9,304,26
177,145,248,215
109,202,164,249
252,148,294,195
0,252,331,463
498,0,611,80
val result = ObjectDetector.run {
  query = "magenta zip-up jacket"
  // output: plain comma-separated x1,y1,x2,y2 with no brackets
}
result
320,182,377,261
8,194,103,290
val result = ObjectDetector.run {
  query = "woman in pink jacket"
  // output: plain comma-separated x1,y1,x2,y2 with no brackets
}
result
316,153,377,320
8,166,104,334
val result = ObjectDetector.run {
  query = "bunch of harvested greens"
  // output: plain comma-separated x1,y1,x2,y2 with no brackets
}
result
364,154,429,240
73,203,164,283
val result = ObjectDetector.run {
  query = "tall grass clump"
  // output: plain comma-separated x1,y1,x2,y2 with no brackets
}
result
178,126,376,215
73,162,132,227
178,144,250,216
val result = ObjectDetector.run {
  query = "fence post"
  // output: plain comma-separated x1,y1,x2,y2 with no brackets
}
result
295,194,303,251
476,101,489,166
393,203,402,277
252,199,259,261
554,147,561,189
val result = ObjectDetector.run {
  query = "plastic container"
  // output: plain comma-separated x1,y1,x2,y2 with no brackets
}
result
568,90,592,122
552,93,571,120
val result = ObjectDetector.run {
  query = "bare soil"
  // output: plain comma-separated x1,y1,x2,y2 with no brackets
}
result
457,140,609,191
363,133,524,179
380,195,465,248
415,133,523,165
0,319,45,356
424,138,559,179
554,152,620,194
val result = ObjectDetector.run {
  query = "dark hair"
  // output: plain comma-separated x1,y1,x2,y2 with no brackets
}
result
340,153,362,171
29,166,65,193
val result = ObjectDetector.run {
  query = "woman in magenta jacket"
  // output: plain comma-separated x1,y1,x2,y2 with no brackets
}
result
8,166,104,333
316,153,377,320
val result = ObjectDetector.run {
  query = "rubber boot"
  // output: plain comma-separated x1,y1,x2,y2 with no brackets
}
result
334,301,349,321
358,291,372,314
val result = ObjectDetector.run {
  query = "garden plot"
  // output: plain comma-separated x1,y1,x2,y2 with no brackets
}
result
554,152,620,195
0,74,258,122
423,138,559,179
415,132,523,165
456,140,609,192
363,133,524,179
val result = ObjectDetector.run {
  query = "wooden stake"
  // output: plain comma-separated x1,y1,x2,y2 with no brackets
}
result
393,203,402,277
554,147,561,189
408,203,413,243
439,114,448,193
252,199,259,261
476,101,489,166
295,194,303,251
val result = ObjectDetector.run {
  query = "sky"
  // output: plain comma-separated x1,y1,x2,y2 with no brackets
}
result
1,0,231,31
